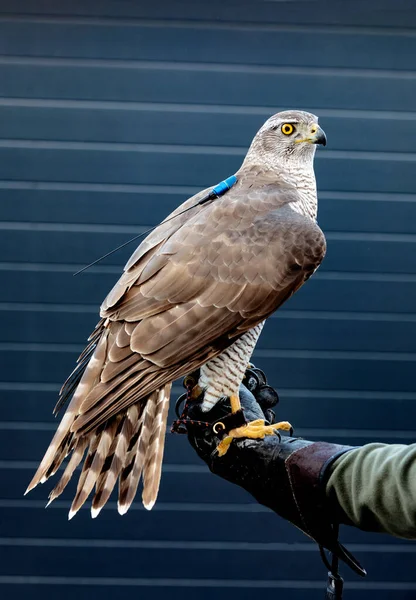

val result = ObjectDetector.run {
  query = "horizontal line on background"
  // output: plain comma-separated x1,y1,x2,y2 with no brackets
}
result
2,302,416,323
0,139,416,162
1,460,57,468
0,382,413,401
2,14,416,37
0,261,121,273
297,428,416,439
254,348,416,361
3,221,416,242
0,538,319,551
323,151,416,162
0,56,415,80
1,262,416,283
0,422,56,430
319,191,416,203
0,382,60,392
326,232,416,242
0,460,207,473
0,180,415,204
0,421,413,438
0,342,82,352
0,575,414,590
0,537,413,552
273,310,416,322
280,388,416,401
0,499,270,512
0,139,245,155
318,271,416,282
2,98,416,122
0,221,150,233
2,342,416,361
0,179,200,194
0,302,97,313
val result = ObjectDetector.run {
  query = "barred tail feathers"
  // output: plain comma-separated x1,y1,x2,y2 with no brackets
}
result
61,386,169,519
46,437,88,506
91,404,141,518
26,314,171,516
68,417,120,519
118,383,171,515
25,329,109,494
142,383,171,510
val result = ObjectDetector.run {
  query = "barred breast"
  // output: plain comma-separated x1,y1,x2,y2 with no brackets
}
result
198,322,264,411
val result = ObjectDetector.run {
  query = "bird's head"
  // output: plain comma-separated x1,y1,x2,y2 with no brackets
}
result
245,110,326,170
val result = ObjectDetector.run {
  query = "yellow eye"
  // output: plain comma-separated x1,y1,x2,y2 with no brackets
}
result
281,123,295,135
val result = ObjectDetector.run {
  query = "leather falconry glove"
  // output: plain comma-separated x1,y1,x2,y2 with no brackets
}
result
175,367,366,581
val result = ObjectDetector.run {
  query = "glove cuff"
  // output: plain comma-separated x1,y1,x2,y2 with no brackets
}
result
285,441,352,537
285,441,366,577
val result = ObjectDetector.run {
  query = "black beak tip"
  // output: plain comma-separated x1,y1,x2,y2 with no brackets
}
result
317,132,327,147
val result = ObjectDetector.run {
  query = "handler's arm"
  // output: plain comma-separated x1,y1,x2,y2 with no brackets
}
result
180,367,415,575
327,442,416,539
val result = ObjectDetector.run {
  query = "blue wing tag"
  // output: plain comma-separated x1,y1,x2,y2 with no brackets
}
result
211,175,238,198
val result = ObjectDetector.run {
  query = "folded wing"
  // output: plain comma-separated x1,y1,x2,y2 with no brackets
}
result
27,173,326,515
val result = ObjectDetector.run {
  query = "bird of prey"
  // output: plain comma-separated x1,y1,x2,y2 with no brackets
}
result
26,110,327,518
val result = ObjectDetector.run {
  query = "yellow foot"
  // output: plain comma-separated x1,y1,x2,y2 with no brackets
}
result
216,418,292,457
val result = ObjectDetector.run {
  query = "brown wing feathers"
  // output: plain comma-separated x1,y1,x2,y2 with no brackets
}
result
26,174,326,518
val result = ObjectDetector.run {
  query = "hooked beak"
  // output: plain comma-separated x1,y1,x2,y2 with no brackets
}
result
307,124,327,146
296,124,327,147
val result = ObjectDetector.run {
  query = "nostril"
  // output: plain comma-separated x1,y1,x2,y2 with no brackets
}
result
310,126,317,134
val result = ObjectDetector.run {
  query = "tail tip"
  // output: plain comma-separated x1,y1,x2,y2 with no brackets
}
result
143,499,155,511
25,476,40,496
117,503,129,516
68,509,77,521
91,506,102,519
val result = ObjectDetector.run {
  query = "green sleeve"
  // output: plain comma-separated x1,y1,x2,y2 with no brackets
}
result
326,442,416,539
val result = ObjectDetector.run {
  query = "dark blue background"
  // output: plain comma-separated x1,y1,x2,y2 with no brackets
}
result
0,1,415,599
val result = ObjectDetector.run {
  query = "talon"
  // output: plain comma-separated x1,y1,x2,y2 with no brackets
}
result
216,419,293,456
217,436,233,457
274,420,292,432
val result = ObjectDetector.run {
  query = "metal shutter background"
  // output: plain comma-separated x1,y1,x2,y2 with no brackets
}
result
0,1,415,598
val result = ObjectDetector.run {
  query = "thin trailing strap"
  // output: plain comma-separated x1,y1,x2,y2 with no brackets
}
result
321,523,344,600
171,384,210,434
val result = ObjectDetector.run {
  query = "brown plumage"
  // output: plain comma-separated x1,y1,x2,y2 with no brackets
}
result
91,404,140,516
26,110,327,518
